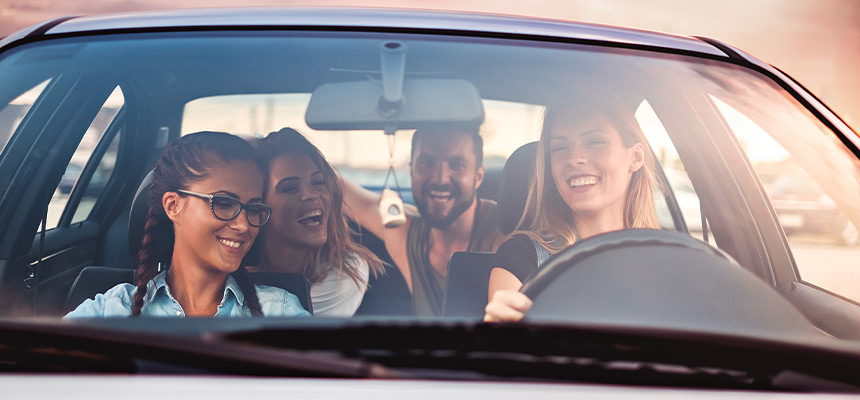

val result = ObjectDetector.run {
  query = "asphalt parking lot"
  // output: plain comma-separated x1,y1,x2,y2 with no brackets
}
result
790,235,860,303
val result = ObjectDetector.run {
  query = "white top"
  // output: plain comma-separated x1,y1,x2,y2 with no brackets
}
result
309,253,369,317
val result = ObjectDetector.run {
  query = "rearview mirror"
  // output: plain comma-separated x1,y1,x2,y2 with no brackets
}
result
305,79,485,133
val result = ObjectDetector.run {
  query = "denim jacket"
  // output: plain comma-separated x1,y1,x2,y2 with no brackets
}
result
65,271,310,318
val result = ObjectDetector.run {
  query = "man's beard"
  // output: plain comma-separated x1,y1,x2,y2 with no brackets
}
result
415,181,476,229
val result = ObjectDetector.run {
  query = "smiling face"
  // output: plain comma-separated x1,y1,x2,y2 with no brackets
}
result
548,112,644,221
167,159,265,275
264,154,331,249
411,130,484,229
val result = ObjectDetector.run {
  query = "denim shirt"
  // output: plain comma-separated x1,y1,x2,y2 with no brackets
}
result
65,271,310,318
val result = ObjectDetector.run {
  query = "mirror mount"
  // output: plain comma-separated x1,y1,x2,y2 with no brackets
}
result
306,41,484,134
305,79,484,133
378,41,407,127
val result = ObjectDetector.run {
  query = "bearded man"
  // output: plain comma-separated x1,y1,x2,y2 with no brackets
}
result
342,128,503,316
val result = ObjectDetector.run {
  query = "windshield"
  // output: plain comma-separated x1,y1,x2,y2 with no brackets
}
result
1,27,859,389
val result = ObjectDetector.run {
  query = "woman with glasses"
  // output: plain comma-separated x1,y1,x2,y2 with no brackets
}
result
66,131,310,317
253,128,383,317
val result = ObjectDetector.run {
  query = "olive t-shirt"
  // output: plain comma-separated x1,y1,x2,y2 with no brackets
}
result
408,199,500,317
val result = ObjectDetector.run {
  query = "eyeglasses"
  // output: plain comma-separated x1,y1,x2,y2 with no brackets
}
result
176,189,272,227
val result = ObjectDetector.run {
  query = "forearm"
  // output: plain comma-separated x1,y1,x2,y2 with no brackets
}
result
488,267,523,303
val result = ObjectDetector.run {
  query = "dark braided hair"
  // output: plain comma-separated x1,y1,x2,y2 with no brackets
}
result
132,131,265,316
231,266,262,316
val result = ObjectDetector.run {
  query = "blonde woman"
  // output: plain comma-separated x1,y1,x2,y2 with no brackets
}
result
485,99,661,322
255,128,384,317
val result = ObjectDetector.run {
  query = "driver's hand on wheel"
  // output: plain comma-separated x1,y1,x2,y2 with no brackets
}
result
484,290,533,322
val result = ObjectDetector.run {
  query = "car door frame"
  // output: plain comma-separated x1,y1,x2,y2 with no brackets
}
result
0,70,135,316
645,58,860,340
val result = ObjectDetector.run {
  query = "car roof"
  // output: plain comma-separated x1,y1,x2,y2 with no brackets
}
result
3,7,728,58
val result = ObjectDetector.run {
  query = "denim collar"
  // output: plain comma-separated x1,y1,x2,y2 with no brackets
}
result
224,274,245,307
143,270,245,307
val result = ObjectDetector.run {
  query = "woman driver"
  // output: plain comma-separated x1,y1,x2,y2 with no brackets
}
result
253,128,383,317
67,131,310,317
484,98,661,322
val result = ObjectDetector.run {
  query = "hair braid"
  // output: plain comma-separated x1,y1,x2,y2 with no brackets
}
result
231,266,262,316
131,131,266,316
132,206,173,316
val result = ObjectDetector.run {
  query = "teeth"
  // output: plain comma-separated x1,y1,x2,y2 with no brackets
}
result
298,210,322,221
219,239,241,249
570,177,599,187
430,190,451,197
297,210,323,226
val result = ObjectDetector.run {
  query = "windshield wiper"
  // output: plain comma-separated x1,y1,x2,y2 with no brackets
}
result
0,319,401,378
220,320,860,391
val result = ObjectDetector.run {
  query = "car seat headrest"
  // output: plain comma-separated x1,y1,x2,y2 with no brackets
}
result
497,141,537,236
127,169,262,266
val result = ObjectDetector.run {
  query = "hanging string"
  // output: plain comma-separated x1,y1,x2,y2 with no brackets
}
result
388,133,395,161
383,165,401,190
382,133,401,190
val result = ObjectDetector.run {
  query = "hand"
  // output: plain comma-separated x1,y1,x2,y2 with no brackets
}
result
483,290,533,322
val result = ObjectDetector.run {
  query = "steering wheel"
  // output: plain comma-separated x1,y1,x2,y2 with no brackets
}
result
519,229,819,339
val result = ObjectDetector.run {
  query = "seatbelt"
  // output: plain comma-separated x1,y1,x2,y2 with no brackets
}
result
25,207,48,316
530,237,551,267
700,200,710,244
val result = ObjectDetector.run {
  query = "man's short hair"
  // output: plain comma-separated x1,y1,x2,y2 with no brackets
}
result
410,128,483,168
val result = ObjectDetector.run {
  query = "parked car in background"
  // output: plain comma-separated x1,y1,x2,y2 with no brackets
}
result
56,162,83,194
1,8,860,397
57,162,110,196
769,173,859,246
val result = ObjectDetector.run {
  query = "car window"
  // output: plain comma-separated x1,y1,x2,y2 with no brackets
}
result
710,93,860,303
3,11,860,393
0,29,856,339
47,86,124,228
0,79,51,155
636,99,707,239
69,127,121,224
182,94,543,196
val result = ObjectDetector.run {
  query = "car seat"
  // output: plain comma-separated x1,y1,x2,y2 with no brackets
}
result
497,142,538,236
441,251,495,318
477,164,501,201
442,142,537,318
65,170,313,314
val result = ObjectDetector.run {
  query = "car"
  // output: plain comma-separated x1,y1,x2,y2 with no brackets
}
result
1,7,860,397
57,162,110,196
56,162,82,194
768,173,859,246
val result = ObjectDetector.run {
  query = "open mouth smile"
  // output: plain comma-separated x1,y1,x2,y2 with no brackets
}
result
429,190,452,201
297,209,324,227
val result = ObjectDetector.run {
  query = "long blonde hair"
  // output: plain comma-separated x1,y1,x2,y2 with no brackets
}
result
514,99,661,254
256,128,384,286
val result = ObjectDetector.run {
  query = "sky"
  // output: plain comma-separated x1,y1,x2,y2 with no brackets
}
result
1,0,858,126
